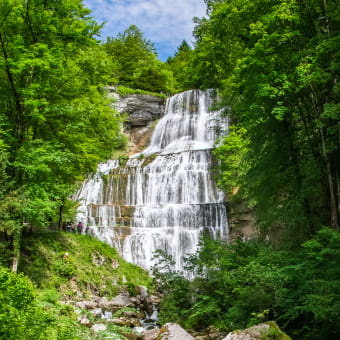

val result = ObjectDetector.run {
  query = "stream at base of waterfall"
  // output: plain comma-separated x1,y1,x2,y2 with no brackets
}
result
74,89,229,272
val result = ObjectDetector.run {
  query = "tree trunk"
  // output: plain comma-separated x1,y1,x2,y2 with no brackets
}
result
309,84,339,229
320,127,339,229
11,256,19,273
10,230,21,273
0,31,25,148
58,201,64,230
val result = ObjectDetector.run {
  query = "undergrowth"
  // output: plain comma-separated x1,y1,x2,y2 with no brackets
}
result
19,232,152,299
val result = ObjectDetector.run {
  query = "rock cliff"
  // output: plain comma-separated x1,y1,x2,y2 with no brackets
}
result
111,90,166,155
116,93,165,128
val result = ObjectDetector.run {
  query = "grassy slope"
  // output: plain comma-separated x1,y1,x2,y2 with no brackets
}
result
19,231,152,299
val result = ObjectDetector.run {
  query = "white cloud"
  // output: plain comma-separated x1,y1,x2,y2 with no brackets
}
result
83,0,206,60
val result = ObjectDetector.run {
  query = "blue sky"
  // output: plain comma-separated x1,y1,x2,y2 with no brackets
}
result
83,0,206,61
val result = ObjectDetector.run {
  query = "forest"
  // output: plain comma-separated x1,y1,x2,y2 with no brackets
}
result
0,0,339,339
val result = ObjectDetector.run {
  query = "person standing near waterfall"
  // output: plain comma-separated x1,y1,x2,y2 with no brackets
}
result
77,222,83,234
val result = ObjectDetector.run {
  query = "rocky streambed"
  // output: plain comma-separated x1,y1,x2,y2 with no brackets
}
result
63,287,228,340
63,288,157,339
62,282,289,340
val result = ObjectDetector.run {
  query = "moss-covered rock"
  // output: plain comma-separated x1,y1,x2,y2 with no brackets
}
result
223,322,291,340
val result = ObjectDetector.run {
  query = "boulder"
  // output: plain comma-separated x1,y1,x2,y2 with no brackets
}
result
110,317,141,327
157,323,195,340
130,296,139,305
92,252,105,266
110,294,132,307
143,296,154,315
89,308,102,318
142,328,160,340
190,326,226,340
97,296,110,309
149,295,162,304
112,258,119,269
136,285,148,298
223,322,291,340
123,310,138,318
91,323,107,332
77,314,90,326
209,333,226,340
122,332,141,340
75,300,97,310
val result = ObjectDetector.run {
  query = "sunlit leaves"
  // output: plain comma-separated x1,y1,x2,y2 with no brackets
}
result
0,0,125,237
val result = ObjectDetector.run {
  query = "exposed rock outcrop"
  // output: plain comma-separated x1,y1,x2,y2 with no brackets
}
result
228,198,257,241
223,322,291,340
157,323,195,340
117,94,165,128
112,92,166,155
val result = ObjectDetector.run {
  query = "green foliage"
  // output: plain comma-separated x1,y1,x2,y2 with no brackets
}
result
96,323,131,340
213,126,249,199
193,0,340,238
0,231,152,338
117,85,167,99
0,0,126,267
132,58,174,93
260,322,291,340
166,40,194,92
105,25,174,94
18,231,152,298
0,266,47,339
1,230,153,339
151,250,192,326
105,25,156,84
0,263,135,339
0,266,82,340
153,228,340,339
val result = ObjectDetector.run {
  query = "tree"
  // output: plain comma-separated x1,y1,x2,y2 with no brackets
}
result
105,25,156,86
0,0,125,271
154,228,340,339
0,266,54,339
166,40,194,92
105,24,174,93
194,0,340,241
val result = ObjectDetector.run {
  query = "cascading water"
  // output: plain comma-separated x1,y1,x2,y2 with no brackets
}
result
74,89,228,272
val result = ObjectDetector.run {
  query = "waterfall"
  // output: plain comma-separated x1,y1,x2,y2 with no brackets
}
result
74,89,228,272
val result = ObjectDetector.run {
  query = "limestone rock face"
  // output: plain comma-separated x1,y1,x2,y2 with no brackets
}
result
157,323,195,340
117,94,165,127
228,198,257,242
223,322,291,340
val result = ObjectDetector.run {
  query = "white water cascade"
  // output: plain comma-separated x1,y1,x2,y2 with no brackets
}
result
74,89,228,272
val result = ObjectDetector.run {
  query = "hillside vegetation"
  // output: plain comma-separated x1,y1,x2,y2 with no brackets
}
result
0,231,151,340
19,232,152,297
